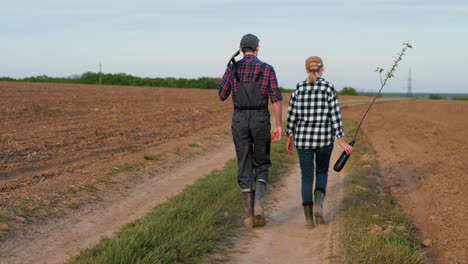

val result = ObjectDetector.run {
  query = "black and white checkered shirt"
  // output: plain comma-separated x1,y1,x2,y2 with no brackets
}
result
285,77,344,149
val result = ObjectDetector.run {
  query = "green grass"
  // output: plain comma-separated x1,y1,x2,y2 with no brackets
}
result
68,130,294,264
144,154,160,161
174,148,181,156
67,203,81,210
110,163,141,174
337,119,428,264
188,143,200,148
452,96,468,101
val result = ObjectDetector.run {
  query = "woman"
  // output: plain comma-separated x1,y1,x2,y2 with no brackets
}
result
285,56,353,228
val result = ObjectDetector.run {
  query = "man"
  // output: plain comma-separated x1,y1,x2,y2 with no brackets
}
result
218,33,283,228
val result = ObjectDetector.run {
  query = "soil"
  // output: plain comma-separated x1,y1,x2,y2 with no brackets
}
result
0,81,235,262
343,99,468,264
0,81,233,229
2,81,464,263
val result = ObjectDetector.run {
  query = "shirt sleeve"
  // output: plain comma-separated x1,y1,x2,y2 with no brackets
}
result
218,66,232,101
267,65,283,103
328,86,345,138
285,89,298,137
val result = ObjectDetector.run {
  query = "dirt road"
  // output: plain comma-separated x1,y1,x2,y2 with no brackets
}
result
0,139,236,264
229,143,344,263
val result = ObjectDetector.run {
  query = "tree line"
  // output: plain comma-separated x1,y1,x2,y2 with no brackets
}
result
0,72,294,92
0,72,221,89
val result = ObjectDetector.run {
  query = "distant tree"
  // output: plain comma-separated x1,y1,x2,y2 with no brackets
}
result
429,94,447,100
452,96,468,101
0,77,17,81
279,86,293,93
338,87,358,96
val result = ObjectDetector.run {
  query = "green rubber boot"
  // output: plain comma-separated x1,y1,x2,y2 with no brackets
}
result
242,192,255,228
314,190,325,225
303,204,314,228
254,181,267,227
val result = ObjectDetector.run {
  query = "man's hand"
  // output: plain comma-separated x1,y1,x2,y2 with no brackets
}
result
271,101,282,143
286,136,294,154
271,126,282,143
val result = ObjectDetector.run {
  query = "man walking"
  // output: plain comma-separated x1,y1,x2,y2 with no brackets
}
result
218,34,283,228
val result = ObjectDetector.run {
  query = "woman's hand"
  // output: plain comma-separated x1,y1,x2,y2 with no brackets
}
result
337,137,354,155
286,136,294,155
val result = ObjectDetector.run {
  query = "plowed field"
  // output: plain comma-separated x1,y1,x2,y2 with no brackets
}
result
343,100,468,264
0,82,232,187
0,81,238,237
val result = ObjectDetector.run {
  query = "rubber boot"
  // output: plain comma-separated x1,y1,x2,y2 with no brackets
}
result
254,181,267,227
314,190,325,225
242,192,255,228
303,204,314,229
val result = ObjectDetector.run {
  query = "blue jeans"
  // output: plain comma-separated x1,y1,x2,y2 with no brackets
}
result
297,143,334,205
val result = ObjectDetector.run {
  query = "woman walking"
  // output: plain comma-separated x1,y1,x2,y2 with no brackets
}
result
285,56,353,228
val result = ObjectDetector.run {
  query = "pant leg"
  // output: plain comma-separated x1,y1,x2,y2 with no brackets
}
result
232,111,254,192
314,142,334,194
250,111,271,183
297,148,315,205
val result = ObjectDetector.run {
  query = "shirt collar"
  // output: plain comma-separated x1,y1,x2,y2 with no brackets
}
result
240,54,258,63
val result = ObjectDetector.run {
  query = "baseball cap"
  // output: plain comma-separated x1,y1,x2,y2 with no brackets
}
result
240,34,260,49
305,56,323,70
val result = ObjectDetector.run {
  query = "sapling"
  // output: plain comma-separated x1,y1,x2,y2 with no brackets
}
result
334,42,413,172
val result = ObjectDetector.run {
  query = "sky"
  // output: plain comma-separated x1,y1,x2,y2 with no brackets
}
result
1,0,468,93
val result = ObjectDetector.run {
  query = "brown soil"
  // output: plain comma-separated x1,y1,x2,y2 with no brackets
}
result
343,99,468,264
0,81,233,188
0,81,241,262
0,81,234,234
0,81,239,262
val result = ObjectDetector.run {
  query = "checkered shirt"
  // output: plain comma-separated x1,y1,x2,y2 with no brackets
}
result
218,54,283,103
286,77,344,149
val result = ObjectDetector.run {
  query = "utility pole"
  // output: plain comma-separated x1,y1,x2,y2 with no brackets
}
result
99,62,102,85
407,68,412,97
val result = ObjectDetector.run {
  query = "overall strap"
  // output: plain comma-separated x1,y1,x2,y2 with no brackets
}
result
255,63,266,82
232,63,240,82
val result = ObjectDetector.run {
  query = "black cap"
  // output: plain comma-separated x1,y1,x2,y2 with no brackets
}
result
240,34,259,50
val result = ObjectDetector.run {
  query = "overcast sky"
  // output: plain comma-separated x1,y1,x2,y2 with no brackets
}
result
1,0,467,93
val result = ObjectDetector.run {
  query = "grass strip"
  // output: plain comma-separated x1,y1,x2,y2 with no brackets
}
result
337,119,428,264
68,133,295,264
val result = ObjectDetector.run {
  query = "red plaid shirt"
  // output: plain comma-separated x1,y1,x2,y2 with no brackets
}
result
218,54,283,103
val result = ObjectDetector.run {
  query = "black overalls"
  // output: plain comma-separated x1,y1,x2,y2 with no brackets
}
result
231,63,272,192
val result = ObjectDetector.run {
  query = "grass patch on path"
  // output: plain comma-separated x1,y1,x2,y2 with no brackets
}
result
68,133,294,264
337,119,428,264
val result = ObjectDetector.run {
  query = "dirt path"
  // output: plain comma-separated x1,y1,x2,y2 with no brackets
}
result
0,142,235,264
229,143,344,264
